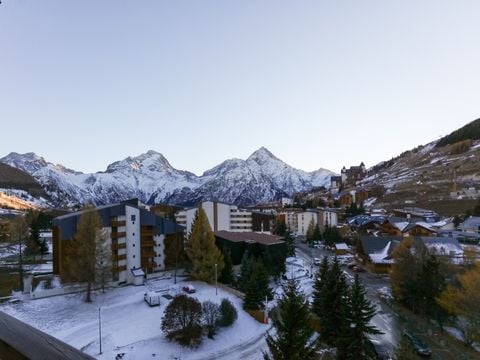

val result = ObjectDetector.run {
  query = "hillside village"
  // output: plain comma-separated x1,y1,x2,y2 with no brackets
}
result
0,120,480,359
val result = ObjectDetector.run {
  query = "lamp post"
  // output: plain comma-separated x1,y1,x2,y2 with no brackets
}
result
98,307,102,355
214,263,218,295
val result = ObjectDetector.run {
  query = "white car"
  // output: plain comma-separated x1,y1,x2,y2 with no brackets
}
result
313,257,321,265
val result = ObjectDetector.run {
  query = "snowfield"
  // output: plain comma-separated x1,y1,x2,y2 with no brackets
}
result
0,279,269,360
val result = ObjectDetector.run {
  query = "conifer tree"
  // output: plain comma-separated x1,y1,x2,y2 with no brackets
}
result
306,218,315,244
95,228,112,293
244,258,272,310
238,252,254,292
264,279,317,360
311,256,329,316
341,274,382,359
218,247,235,286
66,205,102,302
185,207,224,283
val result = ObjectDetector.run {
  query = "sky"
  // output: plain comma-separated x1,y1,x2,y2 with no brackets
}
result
1,1,479,176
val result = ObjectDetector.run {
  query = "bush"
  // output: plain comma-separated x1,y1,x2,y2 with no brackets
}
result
449,139,472,155
217,298,238,327
202,300,220,339
161,294,203,348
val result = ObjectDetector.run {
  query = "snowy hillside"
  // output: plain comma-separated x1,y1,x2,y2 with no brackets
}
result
0,148,334,208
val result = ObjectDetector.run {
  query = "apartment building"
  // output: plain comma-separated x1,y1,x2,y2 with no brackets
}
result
297,210,318,236
52,199,184,285
317,207,339,230
175,201,252,234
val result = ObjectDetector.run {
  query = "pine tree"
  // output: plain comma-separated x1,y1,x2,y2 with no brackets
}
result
218,247,235,286
306,218,315,244
185,208,224,283
264,279,317,360
284,231,295,257
95,228,112,293
311,256,329,316
66,205,102,302
238,252,254,292
315,257,349,346
244,258,272,310
342,274,382,359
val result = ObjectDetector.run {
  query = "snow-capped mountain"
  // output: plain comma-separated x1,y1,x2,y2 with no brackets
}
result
0,148,334,208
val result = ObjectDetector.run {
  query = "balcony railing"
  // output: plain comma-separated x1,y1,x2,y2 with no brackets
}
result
141,240,155,247
111,220,126,227
111,232,126,239
112,242,126,250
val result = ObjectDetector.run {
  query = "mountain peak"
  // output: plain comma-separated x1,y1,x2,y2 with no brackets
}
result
247,147,280,163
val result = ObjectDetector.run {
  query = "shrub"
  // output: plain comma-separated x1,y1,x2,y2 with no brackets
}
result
202,300,220,339
161,294,203,347
449,139,472,155
217,298,238,327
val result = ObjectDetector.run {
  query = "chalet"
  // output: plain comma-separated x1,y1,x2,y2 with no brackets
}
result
52,199,184,285
214,231,286,266
357,236,401,273
347,215,385,235
392,207,440,222
402,222,437,237
338,192,354,207
458,216,480,234
379,217,409,236
414,236,464,263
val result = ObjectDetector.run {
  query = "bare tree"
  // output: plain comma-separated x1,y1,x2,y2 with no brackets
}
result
10,216,29,292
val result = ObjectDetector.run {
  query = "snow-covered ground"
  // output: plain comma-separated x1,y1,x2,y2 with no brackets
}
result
0,279,269,360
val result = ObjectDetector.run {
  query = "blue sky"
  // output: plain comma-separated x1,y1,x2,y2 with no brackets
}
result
1,1,479,175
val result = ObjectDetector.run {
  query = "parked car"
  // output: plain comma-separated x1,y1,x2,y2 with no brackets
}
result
347,262,358,269
182,284,196,294
313,257,321,265
144,291,161,306
352,265,365,273
403,330,432,357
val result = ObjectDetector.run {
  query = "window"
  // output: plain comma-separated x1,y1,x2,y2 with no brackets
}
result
133,255,135,259
131,215,136,221
132,233,135,236
133,244,135,247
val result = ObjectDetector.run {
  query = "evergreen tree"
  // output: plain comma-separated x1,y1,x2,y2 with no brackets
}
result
95,228,112,293
342,274,382,359
238,252,254,292
217,298,238,327
218,247,235,286
264,279,317,360
274,218,287,236
311,256,329,316
66,205,102,302
315,257,349,346
244,258,272,310
284,230,295,257
312,224,321,242
185,207,224,283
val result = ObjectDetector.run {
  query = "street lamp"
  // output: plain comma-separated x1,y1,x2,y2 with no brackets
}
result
98,307,102,355
214,263,218,295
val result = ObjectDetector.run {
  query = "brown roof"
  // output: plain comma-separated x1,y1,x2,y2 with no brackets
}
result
214,231,284,245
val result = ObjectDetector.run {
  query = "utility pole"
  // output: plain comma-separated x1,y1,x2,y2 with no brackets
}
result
98,307,102,354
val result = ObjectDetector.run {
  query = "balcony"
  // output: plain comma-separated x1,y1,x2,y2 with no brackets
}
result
118,265,127,272
111,232,126,239
112,242,126,250
141,251,157,258
141,240,155,247
111,220,126,227
141,229,154,237
117,254,127,261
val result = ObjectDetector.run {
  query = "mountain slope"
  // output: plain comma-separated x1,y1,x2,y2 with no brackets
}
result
0,148,334,208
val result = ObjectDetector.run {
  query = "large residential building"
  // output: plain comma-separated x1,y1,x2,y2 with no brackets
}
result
297,210,318,236
52,199,184,285
317,207,339,230
175,201,252,234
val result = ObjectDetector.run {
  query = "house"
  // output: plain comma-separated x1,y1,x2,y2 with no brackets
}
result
458,216,480,234
52,199,184,285
175,201,252,234
347,215,385,235
402,222,437,237
414,236,464,263
214,231,286,266
0,311,94,360
379,217,410,236
338,192,354,207
334,242,349,255
392,207,440,222
357,236,401,273
330,175,343,194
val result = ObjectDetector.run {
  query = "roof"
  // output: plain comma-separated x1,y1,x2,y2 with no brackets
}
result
214,231,284,245
131,268,145,277
459,216,480,231
347,215,385,227
359,236,402,256
413,236,463,255
335,243,349,250
402,221,437,234
0,311,95,360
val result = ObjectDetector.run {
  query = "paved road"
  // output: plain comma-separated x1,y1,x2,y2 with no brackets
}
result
296,240,400,358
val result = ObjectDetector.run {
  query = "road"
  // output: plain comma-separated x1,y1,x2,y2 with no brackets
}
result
296,240,400,358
